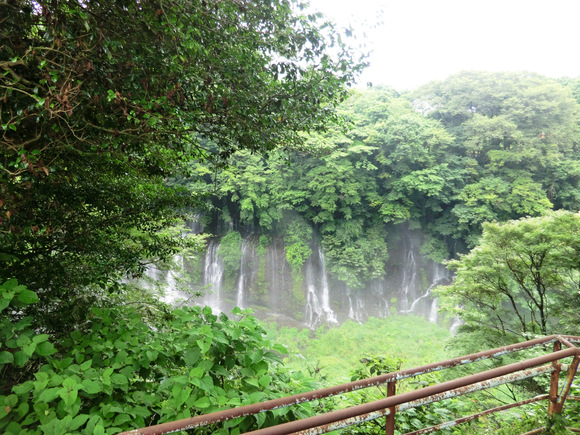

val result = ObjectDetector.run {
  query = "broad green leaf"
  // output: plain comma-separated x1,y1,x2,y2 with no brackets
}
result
80,379,101,395
32,334,50,344
13,350,28,367
0,351,14,364
70,413,90,431
193,396,210,409
12,380,34,395
37,387,61,403
17,289,39,305
111,373,128,388
184,348,200,366
36,341,56,356
258,375,272,388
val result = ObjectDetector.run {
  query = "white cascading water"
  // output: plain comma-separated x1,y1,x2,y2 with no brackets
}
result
305,289,322,327
379,298,390,318
347,288,365,323
162,254,185,305
428,297,439,323
318,247,337,323
236,237,250,309
305,247,337,328
405,262,448,320
400,248,418,311
203,240,224,313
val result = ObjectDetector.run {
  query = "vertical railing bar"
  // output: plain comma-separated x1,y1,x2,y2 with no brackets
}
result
556,336,577,349
555,354,580,413
548,340,561,417
385,381,396,435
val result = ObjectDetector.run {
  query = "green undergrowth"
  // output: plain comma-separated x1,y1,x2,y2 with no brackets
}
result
0,280,321,434
265,315,452,382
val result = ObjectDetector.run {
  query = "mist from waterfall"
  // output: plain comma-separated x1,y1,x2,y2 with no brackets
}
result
143,227,453,329
305,246,338,328
202,240,224,313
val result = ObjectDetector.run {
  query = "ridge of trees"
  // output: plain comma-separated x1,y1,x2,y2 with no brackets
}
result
186,72,580,288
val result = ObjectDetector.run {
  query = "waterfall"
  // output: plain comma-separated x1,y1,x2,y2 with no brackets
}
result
318,247,337,323
162,255,186,305
203,240,224,313
267,241,285,313
147,225,455,326
304,246,337,328
428,297,439,323
305,288,322,328
236,238,251,309
347,288,364,323
400,248,418,311
405,262,449,320
406,287,431,313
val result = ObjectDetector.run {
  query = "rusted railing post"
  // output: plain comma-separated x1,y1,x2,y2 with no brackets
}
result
548,340,562,417
555,354,580,413
385,381,396,435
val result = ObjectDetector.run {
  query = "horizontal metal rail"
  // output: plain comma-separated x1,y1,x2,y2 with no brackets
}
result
245,349,579,435
121,335,580,435
405,395,549,435
293,367,556,435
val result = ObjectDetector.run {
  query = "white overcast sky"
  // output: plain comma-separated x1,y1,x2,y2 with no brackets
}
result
309,0,580,90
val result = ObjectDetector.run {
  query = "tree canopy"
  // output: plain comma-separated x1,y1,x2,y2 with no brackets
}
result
436,210,580,348
187,74,580,288
0,0,364,330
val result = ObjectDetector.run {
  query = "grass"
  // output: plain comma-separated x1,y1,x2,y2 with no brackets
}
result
266,314,452,382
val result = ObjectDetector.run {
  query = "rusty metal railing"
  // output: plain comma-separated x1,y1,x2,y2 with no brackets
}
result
121,334,580,435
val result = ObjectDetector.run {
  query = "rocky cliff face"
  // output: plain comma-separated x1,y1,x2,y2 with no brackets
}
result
155,225,451,328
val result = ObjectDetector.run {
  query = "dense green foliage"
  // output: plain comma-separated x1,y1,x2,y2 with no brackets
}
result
2,1,580,431
437,210,580,347
0,0,363,333
0,1,366,433
187,72,580,289
0,280,320,434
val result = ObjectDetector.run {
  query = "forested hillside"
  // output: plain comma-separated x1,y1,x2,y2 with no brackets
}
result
187,72,580,264
168,72,580,327
1,0,580,433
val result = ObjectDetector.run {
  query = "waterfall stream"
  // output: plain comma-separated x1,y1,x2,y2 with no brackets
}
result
236,238,251,309
202,240,224,313
400,248,418,311
145,227,452,328
404,262,449,317
305,247,338,328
